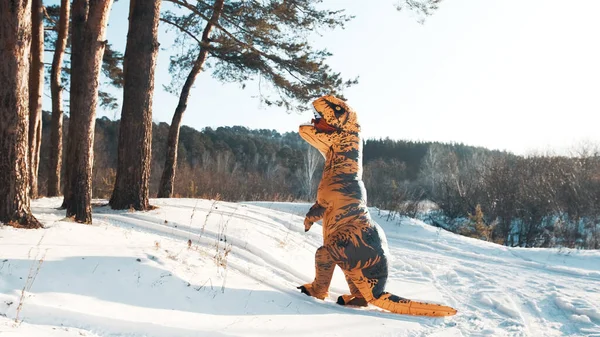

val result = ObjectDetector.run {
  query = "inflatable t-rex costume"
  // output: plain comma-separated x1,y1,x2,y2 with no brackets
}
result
297,95,457,317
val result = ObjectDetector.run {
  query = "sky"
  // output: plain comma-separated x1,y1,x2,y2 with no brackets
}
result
42,0,600,155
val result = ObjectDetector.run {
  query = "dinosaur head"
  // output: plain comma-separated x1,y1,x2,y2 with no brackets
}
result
299,95,360,157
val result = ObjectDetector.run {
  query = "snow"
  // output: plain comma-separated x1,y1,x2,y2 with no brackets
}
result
1,198,599,337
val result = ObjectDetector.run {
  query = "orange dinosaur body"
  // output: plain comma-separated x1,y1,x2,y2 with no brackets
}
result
297,95,457,317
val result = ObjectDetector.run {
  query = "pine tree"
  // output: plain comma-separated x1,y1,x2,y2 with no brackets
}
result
44,3,123,199
157,0,357,198
28,0,44,199
47,0,70,197
110,0,162,210
0,0,42,228
396,0,444,21
467,204,494,242
63,0,114,223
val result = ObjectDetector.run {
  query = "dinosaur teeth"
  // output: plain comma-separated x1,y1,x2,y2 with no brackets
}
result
300,108,321,126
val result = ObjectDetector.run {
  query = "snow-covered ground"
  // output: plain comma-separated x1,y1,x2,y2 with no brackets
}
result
1,198,599,337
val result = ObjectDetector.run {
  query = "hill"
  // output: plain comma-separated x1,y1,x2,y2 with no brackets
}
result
36,113,600,249
1,198,599,336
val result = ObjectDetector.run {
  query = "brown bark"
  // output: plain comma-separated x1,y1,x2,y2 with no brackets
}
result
28,0,44,199
0,0,42,228
63,0,113,223
109,0,162,210
157,0,225,198
48,0,70,197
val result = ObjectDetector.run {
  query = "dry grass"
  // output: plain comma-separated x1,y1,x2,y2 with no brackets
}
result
15,236,47,323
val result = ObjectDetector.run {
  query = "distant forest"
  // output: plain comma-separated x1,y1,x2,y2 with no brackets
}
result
37,112,600,250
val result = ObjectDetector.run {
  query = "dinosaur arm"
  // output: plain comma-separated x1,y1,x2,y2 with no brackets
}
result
304,203,326,232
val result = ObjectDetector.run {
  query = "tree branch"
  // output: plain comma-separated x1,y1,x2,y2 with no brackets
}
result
43,5,57,24
166,0,253,49
160,17,204,46
45,49,71,54
166,0,309,85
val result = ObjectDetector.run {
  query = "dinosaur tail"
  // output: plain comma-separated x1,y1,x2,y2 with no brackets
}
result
369,292,457,317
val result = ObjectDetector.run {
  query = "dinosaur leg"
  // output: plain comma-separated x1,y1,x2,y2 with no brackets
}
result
298,246,335,300
343,254,389,303
336,271,368,307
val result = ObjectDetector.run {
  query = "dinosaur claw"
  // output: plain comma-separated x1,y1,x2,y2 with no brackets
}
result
297,285,310,296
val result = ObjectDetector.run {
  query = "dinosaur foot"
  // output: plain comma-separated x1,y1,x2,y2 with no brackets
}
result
297,284,328,300
337,294,368,307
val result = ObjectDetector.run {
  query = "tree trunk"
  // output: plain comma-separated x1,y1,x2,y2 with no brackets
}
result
28,0,44,199
48,0,70,197
157,0,225,198
63,0,113,223
110,0,161,210
0,0,42,228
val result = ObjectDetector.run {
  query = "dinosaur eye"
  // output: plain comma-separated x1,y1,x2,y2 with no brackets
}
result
334,105,345,118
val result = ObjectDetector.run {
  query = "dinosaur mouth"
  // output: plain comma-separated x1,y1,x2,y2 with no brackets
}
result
312,117,337,132
300,109,320,126
300,108,337,132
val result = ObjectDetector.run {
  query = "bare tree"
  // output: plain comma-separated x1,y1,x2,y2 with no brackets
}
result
300,145,322,200
28,0,44,199
420,143,443,197
482,155,520,245
110,0,162,210
63,0,113,223
47,0,70,197
419,145,464,218
0,0,42,228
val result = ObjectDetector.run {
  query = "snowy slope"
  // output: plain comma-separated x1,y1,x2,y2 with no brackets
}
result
1,198,599,337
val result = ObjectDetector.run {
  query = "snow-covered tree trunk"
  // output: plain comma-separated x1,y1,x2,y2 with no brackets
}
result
28,0,44,199
63,0,113,223
0,0,42,228
110,0,162,210
48,0,70,197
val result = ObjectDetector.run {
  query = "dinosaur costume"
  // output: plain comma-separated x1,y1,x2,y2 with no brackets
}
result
297,95,457,317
